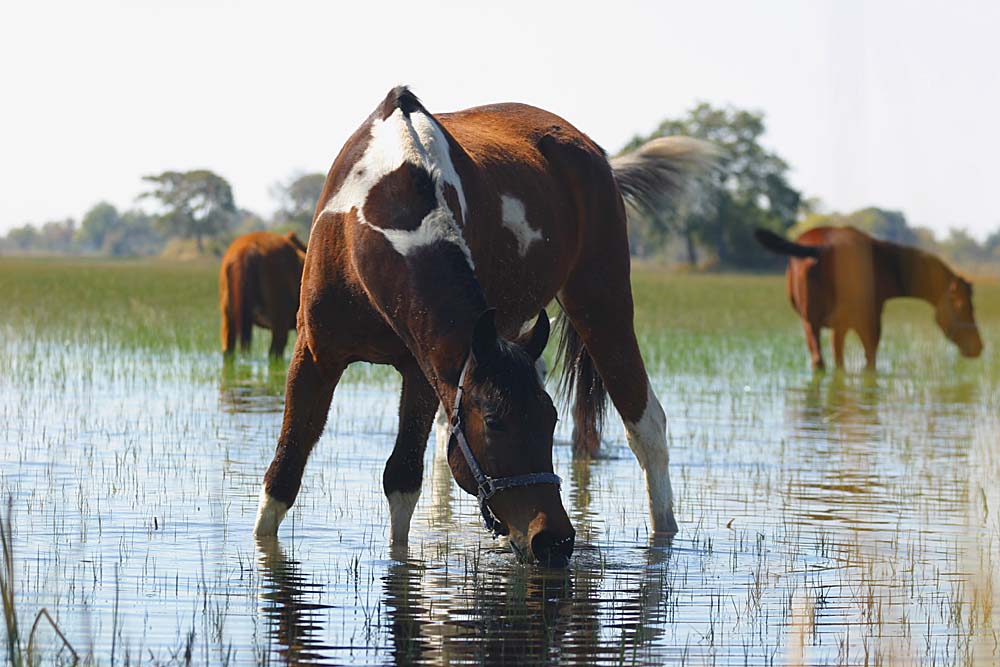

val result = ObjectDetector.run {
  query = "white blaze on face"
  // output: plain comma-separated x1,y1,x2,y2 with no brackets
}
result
622,383,677,534
254,488,289,537
387,489,421,544
500,194,543,257
323,107,472,267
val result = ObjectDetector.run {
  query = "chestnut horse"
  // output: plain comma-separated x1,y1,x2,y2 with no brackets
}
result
220,231,307,357
755,226,983,370
253,87,712,565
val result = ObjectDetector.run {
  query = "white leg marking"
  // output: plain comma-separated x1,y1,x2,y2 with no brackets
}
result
434,403,451,457
500,194,543,257
322,107,473,267
623,384,677,533
253,487,289,537
388,490,421,544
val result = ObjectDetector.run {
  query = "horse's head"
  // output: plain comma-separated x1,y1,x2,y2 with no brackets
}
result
935,277,983,358
449,309,575,567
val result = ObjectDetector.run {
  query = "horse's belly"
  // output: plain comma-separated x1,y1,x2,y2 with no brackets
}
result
253,308,273,330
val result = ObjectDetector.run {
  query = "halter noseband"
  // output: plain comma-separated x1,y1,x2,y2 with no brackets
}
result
448,353,562,536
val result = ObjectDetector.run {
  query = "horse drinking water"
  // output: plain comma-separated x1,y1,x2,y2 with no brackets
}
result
755,226,983,370
253,87,712,565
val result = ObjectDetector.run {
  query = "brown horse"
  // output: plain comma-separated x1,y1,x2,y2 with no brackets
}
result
219,230,307,357
755,226,983,370
253,87,712,565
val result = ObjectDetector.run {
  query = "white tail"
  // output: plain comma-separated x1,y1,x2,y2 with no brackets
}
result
610,136,718,219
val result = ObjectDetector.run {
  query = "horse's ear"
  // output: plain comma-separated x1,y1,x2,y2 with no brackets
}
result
522,310,549,361
471,308,499,365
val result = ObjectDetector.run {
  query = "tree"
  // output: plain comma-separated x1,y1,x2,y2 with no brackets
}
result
271,172,325,238
939,228,989,264
141,170,236,252
622,103,801,268
792,207,919,246
7,224,39,252
102,210,164,257
40,219,76,253
77,202,122,252
985,228,1000,260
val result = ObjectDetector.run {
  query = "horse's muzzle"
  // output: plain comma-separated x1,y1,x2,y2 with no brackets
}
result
530,529,576,568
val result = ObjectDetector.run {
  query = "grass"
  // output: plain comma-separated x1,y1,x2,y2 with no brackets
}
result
0,257,998,665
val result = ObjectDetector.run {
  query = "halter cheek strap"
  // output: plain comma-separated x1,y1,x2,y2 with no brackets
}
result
449,354,562,536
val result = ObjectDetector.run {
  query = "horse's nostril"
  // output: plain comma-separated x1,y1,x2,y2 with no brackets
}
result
530,529,575,567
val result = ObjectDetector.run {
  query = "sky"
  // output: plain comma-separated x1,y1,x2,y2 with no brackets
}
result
2,0,999,239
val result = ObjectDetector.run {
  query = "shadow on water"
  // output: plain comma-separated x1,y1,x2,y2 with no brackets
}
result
256,537,336,666
219,357,289,414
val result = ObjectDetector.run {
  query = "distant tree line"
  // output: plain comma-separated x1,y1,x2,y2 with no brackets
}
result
3,103,999,271
0,172,324,258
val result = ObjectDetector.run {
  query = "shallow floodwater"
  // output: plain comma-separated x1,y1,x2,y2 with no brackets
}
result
2,263,999,666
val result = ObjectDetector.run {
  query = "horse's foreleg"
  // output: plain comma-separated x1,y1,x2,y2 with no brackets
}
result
384,363,437,546
254,341,343,536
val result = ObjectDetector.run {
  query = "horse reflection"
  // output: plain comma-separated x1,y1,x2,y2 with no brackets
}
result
219,361,288,414
381,523,675,665
256,538,334,666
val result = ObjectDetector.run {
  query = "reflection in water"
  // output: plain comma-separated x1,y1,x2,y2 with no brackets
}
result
256,538,335,666
219,359,289,413
379,513,676,665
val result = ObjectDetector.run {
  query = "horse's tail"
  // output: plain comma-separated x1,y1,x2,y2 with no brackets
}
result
220,253,255,354
610,137,717,220
554,308,607,456
754,228,821,259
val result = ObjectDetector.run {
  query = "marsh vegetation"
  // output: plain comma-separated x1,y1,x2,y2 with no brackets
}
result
1,258,998,665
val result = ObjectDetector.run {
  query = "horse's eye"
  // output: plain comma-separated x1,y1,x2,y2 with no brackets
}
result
484,416,505,432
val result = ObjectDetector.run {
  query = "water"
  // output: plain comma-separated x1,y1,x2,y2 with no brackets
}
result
1,265,998,666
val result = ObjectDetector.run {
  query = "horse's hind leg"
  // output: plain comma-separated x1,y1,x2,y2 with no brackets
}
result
831,327,846,369
269,326,289,358
384,362,437,547
802,319,825,370
255,339,343,536
858,320,881,371
559,276,677,534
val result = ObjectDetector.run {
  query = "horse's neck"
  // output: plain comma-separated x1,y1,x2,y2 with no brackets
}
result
390,273,486,406
878,241,950,304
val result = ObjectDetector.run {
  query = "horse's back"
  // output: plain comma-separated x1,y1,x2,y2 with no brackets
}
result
437,103,606,165
436,103,619,327
221,232,305,332
788,226,877,328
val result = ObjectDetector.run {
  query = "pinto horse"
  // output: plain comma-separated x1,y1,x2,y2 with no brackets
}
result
220,230,307,357
253,87,712,565
755,226,983,370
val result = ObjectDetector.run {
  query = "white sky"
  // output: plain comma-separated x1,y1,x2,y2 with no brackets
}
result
2,0,998,238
